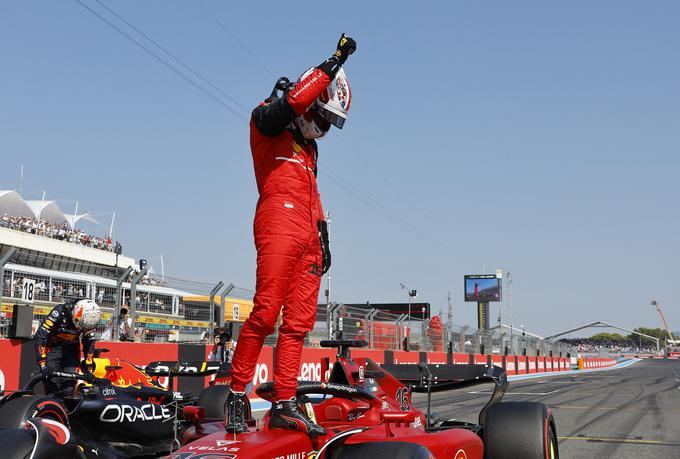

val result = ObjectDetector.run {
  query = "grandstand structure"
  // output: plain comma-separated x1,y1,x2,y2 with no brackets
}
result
0,188,248,342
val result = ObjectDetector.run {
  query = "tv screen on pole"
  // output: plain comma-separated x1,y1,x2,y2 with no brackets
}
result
464,274,502,302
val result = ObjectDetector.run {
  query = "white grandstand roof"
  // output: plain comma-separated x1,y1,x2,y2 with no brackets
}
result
25,200,67,225
0,190,34,218
65,212,101,228
0,190,101,229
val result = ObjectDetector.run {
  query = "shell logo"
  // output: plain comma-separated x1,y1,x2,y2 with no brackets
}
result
454,450,467,459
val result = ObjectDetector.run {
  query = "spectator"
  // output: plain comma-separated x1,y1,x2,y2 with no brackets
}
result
100,307,132,341
558,337,657,355
208,331,235,364
1,213,120,253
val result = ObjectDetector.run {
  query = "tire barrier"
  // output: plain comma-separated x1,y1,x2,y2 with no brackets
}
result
0,338,594,392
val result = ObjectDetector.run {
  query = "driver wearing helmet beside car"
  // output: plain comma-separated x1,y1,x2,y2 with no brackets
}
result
33,298,101,394
226,34,357,437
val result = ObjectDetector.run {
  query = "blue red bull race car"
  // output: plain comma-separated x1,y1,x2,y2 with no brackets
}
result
0,348,230,458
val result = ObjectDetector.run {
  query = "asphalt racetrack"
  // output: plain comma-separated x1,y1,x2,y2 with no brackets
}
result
412,359,680,458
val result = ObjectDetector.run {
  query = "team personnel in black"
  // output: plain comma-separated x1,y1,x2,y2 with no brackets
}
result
33,298,101,394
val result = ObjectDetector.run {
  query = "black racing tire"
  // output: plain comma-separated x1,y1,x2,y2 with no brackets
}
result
197,385,230,419
334,441,433,459
0,428,36,459
0,395,69,430
483,401,558,459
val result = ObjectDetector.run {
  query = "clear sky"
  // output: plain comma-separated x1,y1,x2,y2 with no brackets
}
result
1,1,678,336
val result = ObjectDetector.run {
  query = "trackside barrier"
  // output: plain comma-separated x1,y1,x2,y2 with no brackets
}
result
0,338,587,393
577,357,616,370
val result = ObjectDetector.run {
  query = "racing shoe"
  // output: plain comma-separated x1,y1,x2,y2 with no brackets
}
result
225,389,250,434
269,398,327,437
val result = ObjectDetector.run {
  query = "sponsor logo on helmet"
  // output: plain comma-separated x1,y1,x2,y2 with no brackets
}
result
336,77,349,110
454,449,468,459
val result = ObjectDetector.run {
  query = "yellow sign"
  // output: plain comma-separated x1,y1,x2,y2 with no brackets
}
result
3,296,253,328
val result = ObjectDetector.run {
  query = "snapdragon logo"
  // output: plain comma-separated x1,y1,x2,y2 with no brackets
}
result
100,403,171,423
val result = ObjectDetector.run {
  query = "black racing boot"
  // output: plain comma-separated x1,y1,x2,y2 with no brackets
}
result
225,390,250,434
268,398,326,437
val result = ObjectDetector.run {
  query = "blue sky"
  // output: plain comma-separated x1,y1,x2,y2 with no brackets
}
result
1,1,678,335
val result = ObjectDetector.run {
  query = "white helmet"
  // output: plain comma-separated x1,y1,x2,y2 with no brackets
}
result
72,299,101,332
295,67,352,140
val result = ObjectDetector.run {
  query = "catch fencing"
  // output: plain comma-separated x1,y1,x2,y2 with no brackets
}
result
324,303,570,356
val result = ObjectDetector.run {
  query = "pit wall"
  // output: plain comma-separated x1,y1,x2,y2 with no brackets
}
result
0,339,613,393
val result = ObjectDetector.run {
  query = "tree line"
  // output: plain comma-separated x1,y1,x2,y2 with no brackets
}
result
581,327,674,344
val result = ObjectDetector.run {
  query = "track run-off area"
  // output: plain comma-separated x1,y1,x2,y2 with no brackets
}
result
413,359,680,458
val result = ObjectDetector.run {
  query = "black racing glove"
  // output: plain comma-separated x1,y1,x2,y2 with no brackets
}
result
318,33,357,79
40,364,54,379
334,33,357,64
318,220,331,274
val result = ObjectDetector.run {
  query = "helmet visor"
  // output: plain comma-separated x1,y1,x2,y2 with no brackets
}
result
317,104,346,129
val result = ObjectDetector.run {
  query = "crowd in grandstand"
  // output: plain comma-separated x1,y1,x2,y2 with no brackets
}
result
1,214,116,252
559,338,657,354
123,271,168,287
3,276,84,302
139,275,168,287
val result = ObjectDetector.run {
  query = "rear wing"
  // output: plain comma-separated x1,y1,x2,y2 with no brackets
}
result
379,363,507,393
145,361,230,377
379,363,508,425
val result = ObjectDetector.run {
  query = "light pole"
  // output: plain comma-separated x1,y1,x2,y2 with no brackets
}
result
400,283,417,350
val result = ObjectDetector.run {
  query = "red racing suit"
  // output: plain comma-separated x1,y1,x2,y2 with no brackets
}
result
230,67,333,400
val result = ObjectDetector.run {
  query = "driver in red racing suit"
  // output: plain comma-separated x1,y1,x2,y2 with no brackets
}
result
226,34,356,436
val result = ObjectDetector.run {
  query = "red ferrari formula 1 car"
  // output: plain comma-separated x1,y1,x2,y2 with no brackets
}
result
169,340,559,459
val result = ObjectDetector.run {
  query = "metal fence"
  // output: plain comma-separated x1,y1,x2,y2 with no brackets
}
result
322,303,571,355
